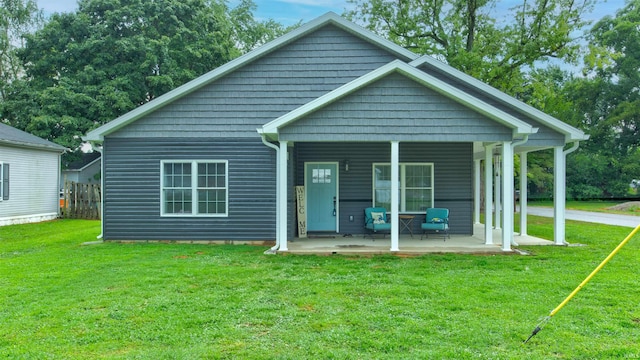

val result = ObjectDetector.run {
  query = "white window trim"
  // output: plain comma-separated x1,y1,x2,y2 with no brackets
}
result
160,160,229,217
372,162,434,214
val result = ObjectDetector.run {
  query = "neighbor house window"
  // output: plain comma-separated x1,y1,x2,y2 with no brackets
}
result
161,160,228,216
0,162,8,201
372,163,434,213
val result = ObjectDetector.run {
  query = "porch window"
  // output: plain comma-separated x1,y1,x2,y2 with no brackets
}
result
372,163,434,213
161,160,228,217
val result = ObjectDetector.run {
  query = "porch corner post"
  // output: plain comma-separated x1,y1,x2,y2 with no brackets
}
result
494,154,501,230
519,152,528,236
278,141,289,251
501,142,514,251
553,146,566,245
484,144,494,245
390,141,400,252
474,159,481,225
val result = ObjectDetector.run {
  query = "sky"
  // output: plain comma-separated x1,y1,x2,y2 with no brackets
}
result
36,0,627,26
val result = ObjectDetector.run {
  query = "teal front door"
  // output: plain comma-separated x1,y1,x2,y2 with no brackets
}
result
305,162,338,232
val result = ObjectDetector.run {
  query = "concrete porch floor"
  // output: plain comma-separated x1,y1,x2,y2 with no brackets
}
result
283,224,554,255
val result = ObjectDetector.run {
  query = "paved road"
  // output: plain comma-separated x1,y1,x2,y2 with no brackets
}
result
526,206,640,228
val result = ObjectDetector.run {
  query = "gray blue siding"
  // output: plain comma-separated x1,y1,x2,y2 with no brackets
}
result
416,63,566,147
293,142,473,235
110,24,399,139
103,138,276,241
279,73,513,142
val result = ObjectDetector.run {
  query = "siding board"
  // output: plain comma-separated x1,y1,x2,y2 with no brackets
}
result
417,64,566,147
0,145,60,224
103,138,277,241
110,25,399,139
279,73,513,142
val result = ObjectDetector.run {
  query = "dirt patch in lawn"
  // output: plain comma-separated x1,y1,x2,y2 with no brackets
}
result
606,201,640,212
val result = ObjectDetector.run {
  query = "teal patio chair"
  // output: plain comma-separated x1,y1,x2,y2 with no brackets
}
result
364,207,391,239
421,208,450,240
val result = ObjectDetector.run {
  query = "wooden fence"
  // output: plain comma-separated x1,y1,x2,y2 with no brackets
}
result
61,181,101,219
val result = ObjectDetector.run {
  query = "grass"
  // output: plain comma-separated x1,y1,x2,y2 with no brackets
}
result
1,219,639,359
530,200,640,215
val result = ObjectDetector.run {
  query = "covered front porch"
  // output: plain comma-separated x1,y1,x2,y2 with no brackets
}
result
284,224,553,255
256,59,588,255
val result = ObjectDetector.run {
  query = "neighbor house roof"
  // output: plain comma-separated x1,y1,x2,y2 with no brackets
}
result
0,122,66,152
83,12,417,142
63,152,101,171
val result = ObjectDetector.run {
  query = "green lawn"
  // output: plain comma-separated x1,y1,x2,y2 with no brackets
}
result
529,200,640,215
1,219,639,359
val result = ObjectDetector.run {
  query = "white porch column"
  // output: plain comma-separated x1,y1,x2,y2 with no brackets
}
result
553,146,566,245
390,141,400,251
494,154,501,230
501,142,514,251
519,152,528,236
278,141,289,251
484,144,494,245
474,159,481,224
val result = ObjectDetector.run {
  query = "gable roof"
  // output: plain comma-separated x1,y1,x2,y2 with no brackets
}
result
409,56,589,142
63,151,101,171
259,60,537,138
0,122,66,152
83,12,418,142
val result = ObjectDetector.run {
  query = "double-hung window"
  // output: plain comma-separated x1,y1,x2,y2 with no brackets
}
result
161,160,228,217
372,163,434,213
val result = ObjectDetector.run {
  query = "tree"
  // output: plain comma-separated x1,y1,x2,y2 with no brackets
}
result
0,0,289,159
346,0,595,93
0,0,42,99
562,0,640,199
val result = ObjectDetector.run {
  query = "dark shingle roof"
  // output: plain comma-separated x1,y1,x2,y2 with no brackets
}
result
65,151,100,170
0,122,66,152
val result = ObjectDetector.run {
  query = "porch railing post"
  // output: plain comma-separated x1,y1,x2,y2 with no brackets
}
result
390,141,399,251
278,141,289,251
553,146,566,245
501,141,514,251
484,144,494,245
474,159,481,225
520,152,528,236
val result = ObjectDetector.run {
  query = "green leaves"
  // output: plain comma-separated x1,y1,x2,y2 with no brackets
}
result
0,0,288,163
347,0,595,93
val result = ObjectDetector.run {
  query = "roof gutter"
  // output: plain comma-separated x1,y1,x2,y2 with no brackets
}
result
258,130,280,254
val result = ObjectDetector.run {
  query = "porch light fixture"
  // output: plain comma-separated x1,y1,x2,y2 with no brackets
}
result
344,160,350,172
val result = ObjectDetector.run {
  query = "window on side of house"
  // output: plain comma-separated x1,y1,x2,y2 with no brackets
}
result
0,162,8,201
372,163,434,213
161,160,228,217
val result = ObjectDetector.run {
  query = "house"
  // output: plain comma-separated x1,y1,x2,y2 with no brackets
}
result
61,152,101,188
83,13,587,252
0,122,66,226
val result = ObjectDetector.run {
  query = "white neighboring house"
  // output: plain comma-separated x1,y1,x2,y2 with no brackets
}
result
0,122,66,226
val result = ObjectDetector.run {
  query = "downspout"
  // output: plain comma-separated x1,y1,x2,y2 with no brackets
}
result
259,132,280,254
564,141,579,156
511,135,530,150
90,141,104,240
